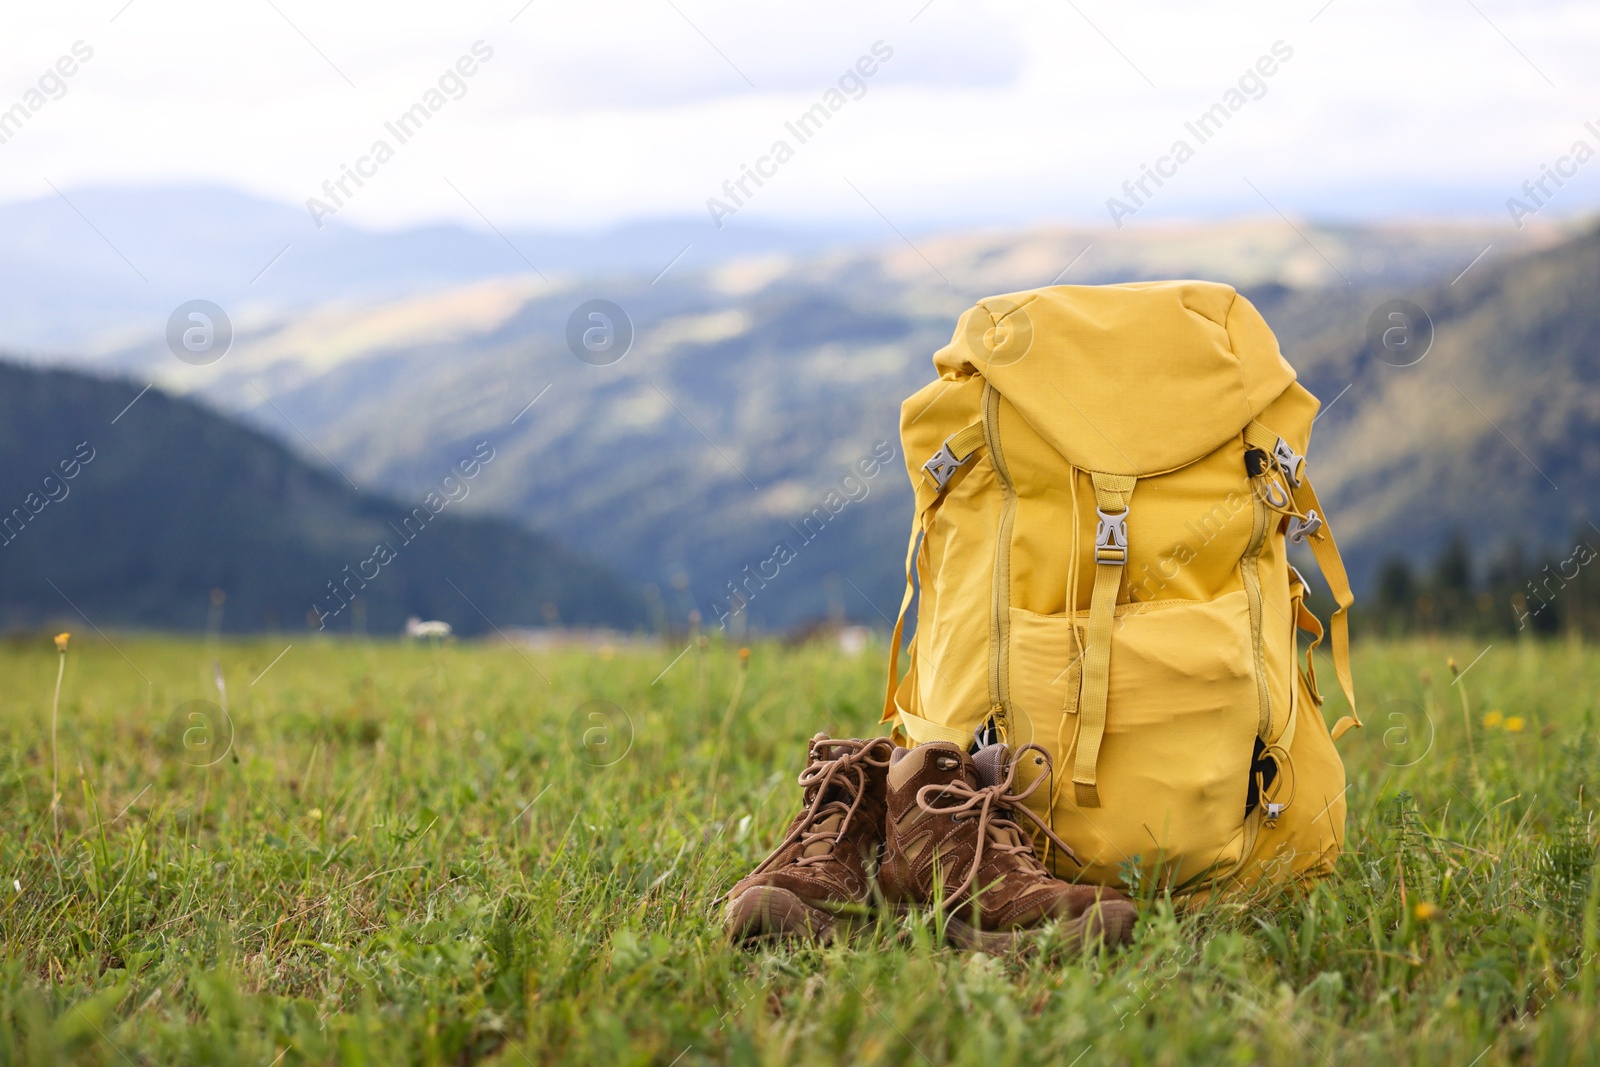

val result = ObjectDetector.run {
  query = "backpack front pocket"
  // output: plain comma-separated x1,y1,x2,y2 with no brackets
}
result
1008,589,1260,890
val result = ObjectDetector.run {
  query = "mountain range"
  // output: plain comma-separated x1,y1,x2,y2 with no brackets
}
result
4,182,1595,633
0,185,866,356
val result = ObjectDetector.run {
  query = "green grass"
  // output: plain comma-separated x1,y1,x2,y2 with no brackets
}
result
0,632,1597,1065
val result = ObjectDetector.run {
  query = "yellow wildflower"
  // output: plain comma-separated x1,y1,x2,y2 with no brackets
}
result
1413,901,1440,922
1504,716,1525,733
53,632,70,652
1481,710,1503,729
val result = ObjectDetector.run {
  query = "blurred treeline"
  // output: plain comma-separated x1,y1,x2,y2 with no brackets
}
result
1354,527,1600,638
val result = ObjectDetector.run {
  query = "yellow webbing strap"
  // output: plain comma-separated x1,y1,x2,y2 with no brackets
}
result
881,512,925,726
1292,477,1361,740
1246,419,1360,741
1073,472,1136,808
946,422,985,462
1242,420,1280,457
885,422,988,731
896,704,979,748
1291,575,1325,704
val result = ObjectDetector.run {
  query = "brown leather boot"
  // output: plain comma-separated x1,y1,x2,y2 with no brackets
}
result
723,734,895,944
879,741,1137,953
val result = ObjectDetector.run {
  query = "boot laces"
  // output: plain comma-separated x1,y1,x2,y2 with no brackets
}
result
750,736,892,874
914,743,1079,908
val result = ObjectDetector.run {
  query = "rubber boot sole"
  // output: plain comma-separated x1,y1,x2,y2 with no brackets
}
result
724,886,843,944
940,896,1139,955
724,886,1137,953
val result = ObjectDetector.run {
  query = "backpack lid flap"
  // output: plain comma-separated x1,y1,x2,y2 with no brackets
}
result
933,280,1297,476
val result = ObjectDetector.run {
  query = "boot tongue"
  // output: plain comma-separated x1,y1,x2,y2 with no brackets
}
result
970,744,1029,849
799,761,861,858
972,743,1011,789
800,811,846,858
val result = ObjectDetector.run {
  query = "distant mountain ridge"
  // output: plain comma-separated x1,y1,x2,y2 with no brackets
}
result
73,215,1582,631
0,361,643,635
1281,223,1600,583
10,186,1597,631
0,184,869,355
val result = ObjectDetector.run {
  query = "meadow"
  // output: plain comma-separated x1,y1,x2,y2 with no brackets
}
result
0,631,1596,1065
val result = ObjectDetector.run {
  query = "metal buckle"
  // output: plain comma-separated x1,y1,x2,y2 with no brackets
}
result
1288,564,1310,592
1288,510,1323,544
921,442,965,491
1273,438,1305,488
1094,508,1128,564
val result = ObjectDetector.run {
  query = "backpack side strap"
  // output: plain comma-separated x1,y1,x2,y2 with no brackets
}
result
882,422,987,730
1293,476,1361,740
1244,420,1361,741
881,509,926,729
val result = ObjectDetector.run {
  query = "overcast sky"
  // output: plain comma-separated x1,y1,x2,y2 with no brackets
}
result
2,0,1598,232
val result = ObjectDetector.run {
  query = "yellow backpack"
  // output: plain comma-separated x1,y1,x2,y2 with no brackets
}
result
881,280,1361,895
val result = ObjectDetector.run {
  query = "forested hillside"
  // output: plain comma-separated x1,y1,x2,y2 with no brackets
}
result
0,362,644,634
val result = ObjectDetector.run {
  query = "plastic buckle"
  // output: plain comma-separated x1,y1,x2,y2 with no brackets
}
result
1288,510,1323,544
1095,508,1128,564
921,442,964,491
1273,438,1305,488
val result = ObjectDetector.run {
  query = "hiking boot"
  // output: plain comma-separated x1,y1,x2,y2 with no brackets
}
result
724,734,895,944
879,741,1137,953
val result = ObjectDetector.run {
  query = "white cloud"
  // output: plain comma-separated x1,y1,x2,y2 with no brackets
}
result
1,0,1597,230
